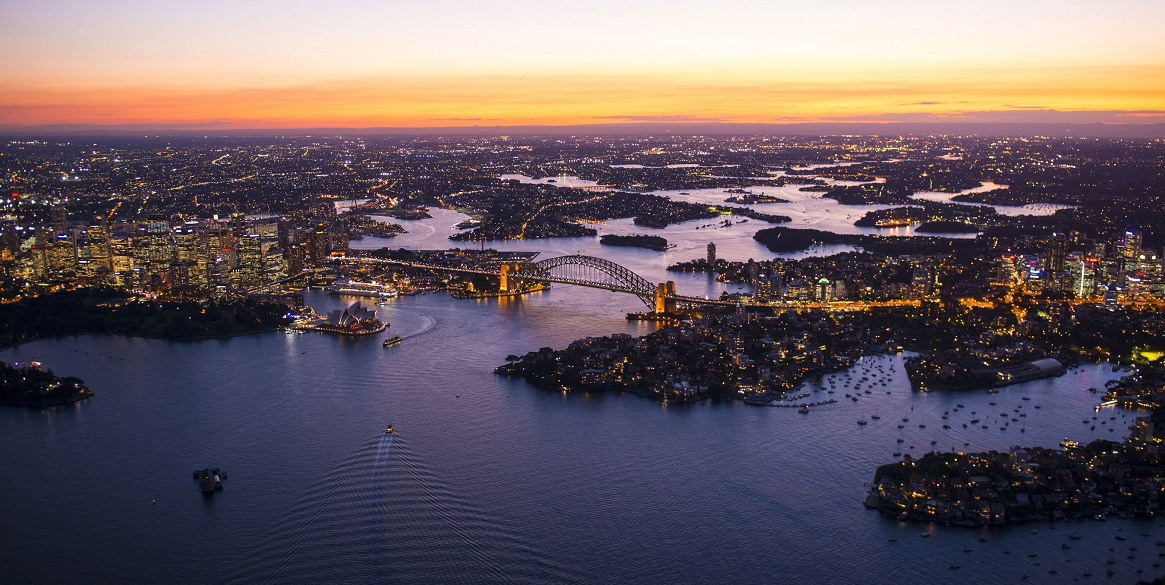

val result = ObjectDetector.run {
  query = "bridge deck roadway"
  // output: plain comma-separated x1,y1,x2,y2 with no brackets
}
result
332,255,737,307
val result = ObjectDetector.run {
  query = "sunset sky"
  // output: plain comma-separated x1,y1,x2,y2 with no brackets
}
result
2,0,1163,129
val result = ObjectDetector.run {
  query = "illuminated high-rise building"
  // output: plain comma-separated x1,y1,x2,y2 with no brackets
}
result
1063,253,1095,298
1045,234,1067,277
815,277,832,301
910,268,932,298
173,224,208,288
109,229,134,287
236,234,263,287
1119,230,1142,260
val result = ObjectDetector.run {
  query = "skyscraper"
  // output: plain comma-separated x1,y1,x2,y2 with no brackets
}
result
1045,234,1067,277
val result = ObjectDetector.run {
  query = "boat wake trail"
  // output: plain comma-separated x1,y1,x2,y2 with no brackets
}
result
229,435,585,585
403,314,437,340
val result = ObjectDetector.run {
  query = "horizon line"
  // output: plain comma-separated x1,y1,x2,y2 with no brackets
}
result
3,120,1165,139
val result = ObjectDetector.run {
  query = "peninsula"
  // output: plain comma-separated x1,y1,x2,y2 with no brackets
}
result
0,361,93,408
0,289,293,350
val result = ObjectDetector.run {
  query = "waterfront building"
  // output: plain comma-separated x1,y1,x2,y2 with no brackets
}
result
297,301,387,336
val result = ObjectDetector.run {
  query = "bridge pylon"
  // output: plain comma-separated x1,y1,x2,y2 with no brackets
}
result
654,281,677,314
498,263,522,292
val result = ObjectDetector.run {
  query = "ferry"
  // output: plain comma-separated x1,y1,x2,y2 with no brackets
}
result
326,278,399,298
383,335,403,348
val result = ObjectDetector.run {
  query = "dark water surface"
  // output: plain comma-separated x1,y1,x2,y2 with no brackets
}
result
3,286,1161,585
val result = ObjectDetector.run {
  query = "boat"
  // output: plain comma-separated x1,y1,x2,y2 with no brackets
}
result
874,217,918,228
798,405,810,414
192,468,226,493
326,278,399,298
385,425,394,434
383,335,403,348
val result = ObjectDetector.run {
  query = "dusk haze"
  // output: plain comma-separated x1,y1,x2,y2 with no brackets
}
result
3,0,1165,129
3,2,1165,585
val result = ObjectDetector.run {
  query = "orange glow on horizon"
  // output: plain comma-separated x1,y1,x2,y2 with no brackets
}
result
3,63,1164,129
4,0,1164,129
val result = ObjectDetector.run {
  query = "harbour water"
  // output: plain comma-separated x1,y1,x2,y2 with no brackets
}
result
2,203,1161,584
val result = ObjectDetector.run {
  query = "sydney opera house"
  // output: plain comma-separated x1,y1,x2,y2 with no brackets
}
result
298,302,387,336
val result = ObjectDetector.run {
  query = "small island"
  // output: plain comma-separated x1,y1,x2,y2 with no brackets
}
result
599,234,671,251
723,189,790,205
0,361,93,408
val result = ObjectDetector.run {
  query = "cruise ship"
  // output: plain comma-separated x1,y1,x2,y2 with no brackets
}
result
874,217,919,227
326,278,398,298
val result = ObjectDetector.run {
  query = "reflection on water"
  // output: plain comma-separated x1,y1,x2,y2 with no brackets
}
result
1,308,1157,585
351,173,1068,293
910,182,1077,216
0,169,1142,585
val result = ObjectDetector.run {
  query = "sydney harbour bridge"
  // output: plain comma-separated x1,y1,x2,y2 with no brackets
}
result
334,254,737,313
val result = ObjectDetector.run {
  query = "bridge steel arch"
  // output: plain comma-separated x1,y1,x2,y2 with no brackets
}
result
514,255,656,309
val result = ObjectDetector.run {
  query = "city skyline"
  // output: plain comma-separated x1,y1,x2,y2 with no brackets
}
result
3,0,1165,130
